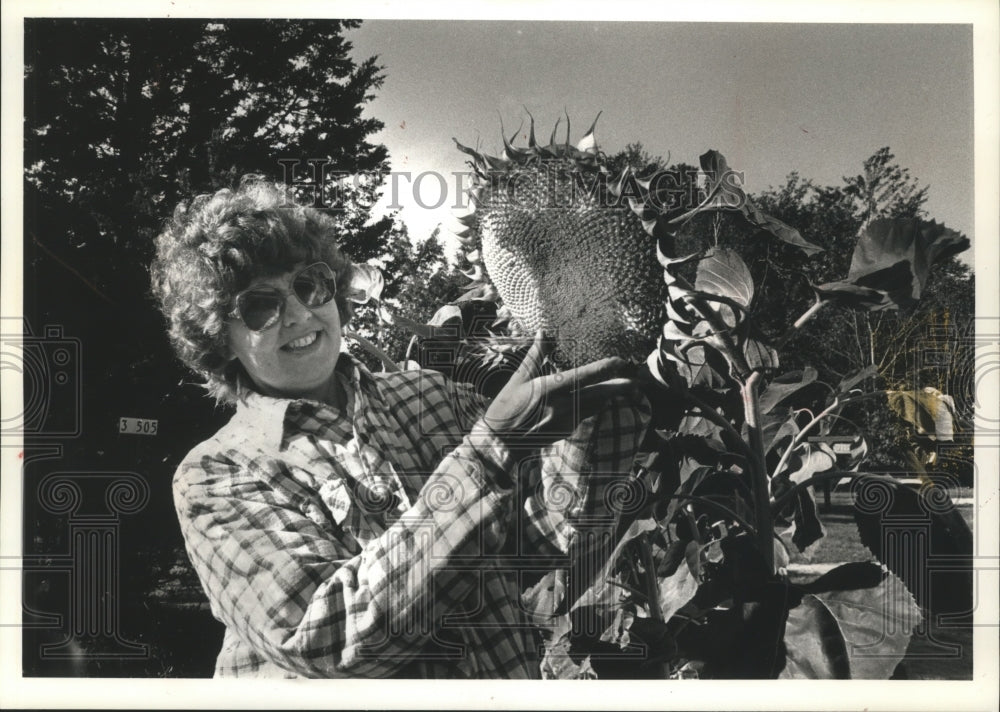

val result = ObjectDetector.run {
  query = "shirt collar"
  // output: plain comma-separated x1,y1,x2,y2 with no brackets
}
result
230,353,379,451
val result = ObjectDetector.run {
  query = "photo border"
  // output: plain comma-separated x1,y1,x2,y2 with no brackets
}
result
2,1,997,709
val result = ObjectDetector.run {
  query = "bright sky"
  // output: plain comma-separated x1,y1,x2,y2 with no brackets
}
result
347,21,974,261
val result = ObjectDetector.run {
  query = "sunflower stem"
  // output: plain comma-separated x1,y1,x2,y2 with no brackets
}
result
775,297,828,350
742,371,774,575
342,330,400,372
637,533,671,679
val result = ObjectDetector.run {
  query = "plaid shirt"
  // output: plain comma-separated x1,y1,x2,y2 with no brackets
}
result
173,355,650,678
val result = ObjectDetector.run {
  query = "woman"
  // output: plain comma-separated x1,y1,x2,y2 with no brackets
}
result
151,176,649,678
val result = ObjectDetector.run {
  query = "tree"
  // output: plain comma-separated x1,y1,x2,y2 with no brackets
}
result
843,146,928,227
605,141,671,177
753,151,973,473
347,225,470,370
25,19,391,279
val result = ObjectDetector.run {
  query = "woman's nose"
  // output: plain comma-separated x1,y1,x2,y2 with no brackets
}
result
282,292,313,326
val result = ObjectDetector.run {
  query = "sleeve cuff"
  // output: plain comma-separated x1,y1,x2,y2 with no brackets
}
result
464,420,517,491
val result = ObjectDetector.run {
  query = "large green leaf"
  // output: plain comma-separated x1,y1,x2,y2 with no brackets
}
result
676,413,724,440
655,538,688,577
775,442,835,552
852,477,973,615
752,406,799,455
663,317,776,384
646,345,688,393
343,263,385,304
660,245,775,382
668,150,822,256
694,249,754,326
848,219,969,299
539,633,597,679
662,435,746,525
659,330,731,389
658,149,743,224
742,329,779,371
522,570,567,629
780,594,851,678
815,218,970,310
835,364,878,397
778,441,837,481
655,239,705,282
813,262,909,310
783,488,824,553
571,518,657,612
812,570,922,678
759,368,819,414
798,562,884,594
782,565,920,678
741,199,824,256
886,387,956,441
658,541,701,622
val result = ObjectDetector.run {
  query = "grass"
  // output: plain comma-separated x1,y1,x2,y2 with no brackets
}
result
785,489,975,567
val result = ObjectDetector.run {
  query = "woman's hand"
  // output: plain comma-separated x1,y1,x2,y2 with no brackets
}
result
481,329,638,448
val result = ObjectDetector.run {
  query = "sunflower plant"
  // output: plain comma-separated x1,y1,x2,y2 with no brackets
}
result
395,124,972,679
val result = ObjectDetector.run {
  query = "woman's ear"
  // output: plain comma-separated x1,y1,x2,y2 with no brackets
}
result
212,345,239,370
215,344,235,363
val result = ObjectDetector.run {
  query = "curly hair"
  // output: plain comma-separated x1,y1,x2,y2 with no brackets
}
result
150,176,354,404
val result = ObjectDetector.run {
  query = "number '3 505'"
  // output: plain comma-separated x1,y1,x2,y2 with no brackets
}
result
119,417,158,435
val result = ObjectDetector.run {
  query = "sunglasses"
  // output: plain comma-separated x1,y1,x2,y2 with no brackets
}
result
228,262,339,332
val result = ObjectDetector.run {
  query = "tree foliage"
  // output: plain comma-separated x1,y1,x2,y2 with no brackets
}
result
25,19,391,272
753,153,974,472
843,146,929,227
348,226,469,370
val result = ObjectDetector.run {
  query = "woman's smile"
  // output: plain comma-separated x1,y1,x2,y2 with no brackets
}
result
282,330,321,352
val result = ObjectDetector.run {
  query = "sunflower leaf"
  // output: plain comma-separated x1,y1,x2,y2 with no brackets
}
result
759,368,819,414
815,218,970,310
886,387,957,441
